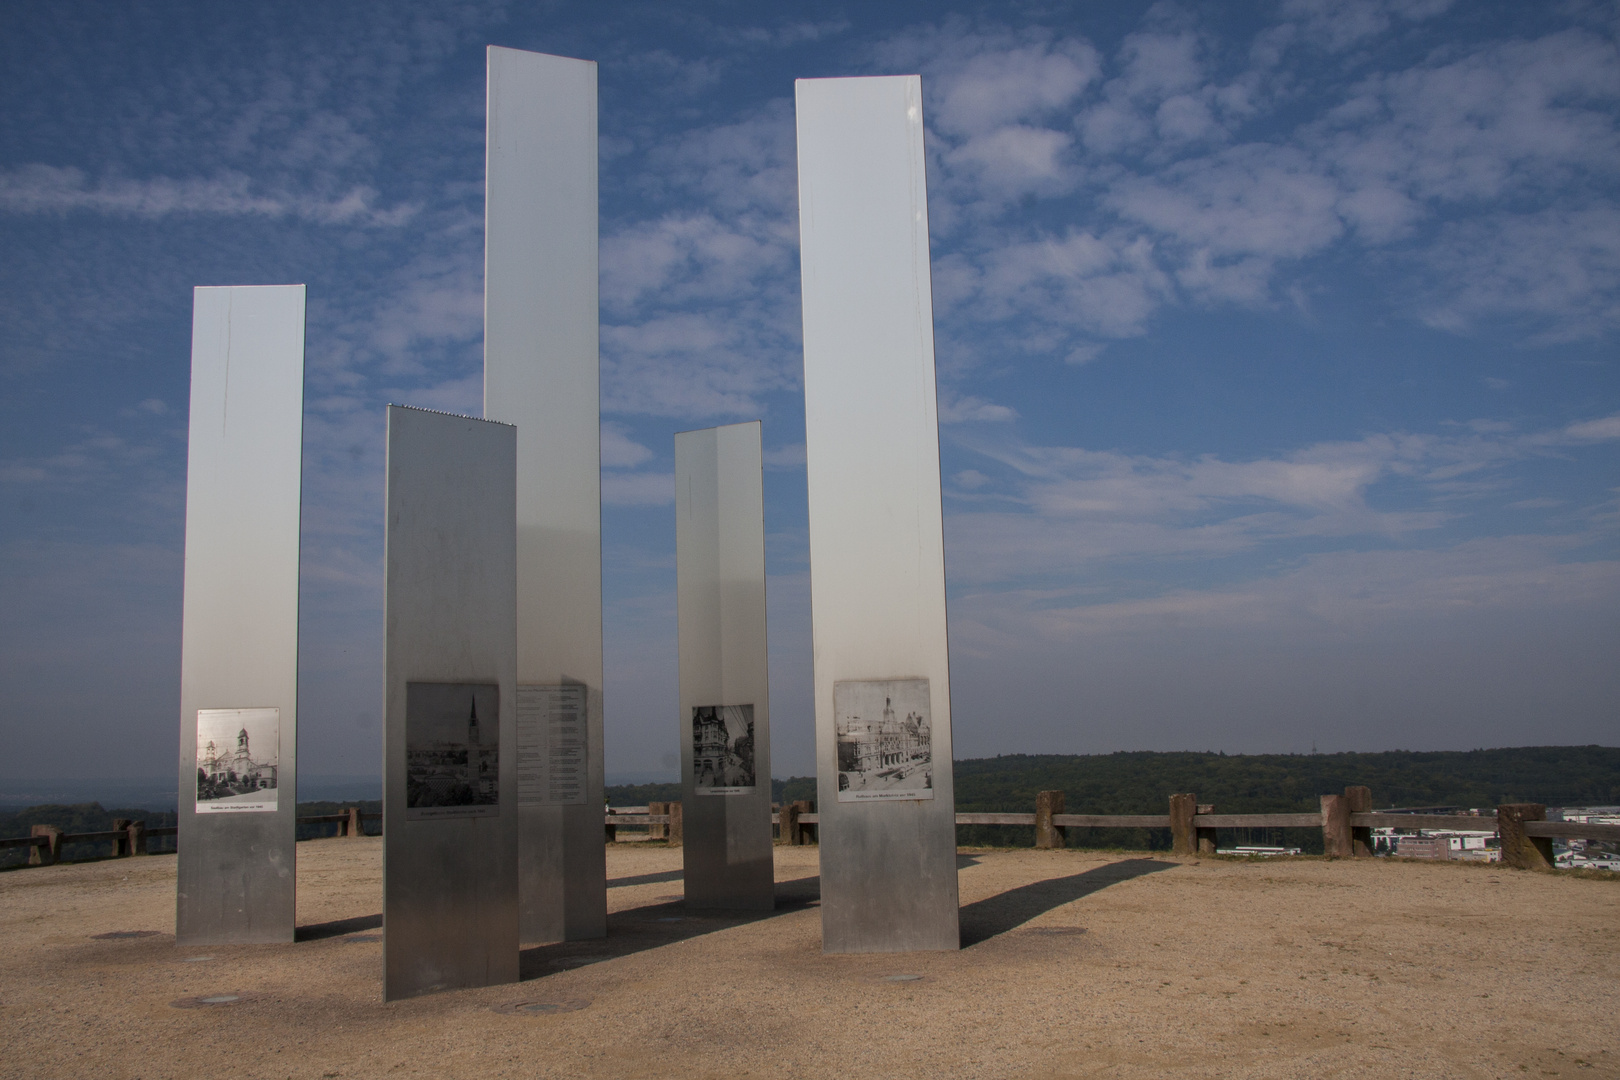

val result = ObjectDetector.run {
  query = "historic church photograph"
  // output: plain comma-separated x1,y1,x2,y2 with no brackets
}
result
194,707,279,812
404,682,500,819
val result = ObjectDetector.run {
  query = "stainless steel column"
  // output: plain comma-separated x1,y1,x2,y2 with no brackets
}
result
676,422,774,911
176,284,305,946
483,45,607,945
795,76,960,953
383,405,519,1000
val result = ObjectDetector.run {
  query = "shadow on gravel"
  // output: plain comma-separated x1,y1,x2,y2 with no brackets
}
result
959,858,1176,947
296,913,383,941
518,873,821,982
608,869,685,889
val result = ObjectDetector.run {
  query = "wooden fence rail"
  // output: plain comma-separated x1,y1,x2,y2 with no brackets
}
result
6,792,1615,871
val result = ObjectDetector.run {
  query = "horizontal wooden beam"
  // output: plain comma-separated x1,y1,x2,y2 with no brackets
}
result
0,835,46,849
1052,814,1172,829
1195,814,1323,828
58,830,128,844
956,813,1037,826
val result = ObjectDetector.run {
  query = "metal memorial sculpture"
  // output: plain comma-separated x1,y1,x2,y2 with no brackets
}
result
675,421,775,911
382,405,519,1000
176,284,305,946
483,45,609,945
795,75,961,953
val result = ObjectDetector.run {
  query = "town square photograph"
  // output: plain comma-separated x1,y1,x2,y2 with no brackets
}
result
835,679,934,800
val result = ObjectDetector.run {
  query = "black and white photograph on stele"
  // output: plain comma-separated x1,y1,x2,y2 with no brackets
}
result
404,682,500,820
835,679,934,802
195,707,280,812
691,704,756,794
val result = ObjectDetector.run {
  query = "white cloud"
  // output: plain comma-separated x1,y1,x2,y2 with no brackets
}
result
1279,0,1455,54
601,423,655,468
945,415,1612,587
1562,413,1620,443
954,469,991,489
601,213,790,315
597,102,803,421
944,230,1173,340
949,534,1618,663
602,471,674,507
762,442,807,469
897,16,1620,353
0,164,418,225
0,430,166,487
938,391,1017,424
873,25,1100,210
1418,207,1620,340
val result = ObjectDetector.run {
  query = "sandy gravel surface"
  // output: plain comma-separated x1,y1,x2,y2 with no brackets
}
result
1,839,1615,1080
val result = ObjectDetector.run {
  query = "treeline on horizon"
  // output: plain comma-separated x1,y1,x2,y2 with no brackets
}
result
608,746,1620,811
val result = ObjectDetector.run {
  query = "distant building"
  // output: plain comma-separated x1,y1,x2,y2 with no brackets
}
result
1395,836,1449,860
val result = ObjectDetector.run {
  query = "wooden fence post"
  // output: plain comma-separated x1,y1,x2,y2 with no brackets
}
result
29,825,61,866
1169,793,1197,856
346,807,362,837
647,801,667,842
1196,804,1217,855
780,802,800,846
1344,786,1373,857
111,819,132,858
1035,791,1066,849
796,800,815,845
667,802,683,847
1321,795,1351,857
1498,803,1553,871
128,820,148,856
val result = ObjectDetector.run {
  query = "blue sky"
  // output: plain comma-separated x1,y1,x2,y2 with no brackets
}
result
2,0,1616,783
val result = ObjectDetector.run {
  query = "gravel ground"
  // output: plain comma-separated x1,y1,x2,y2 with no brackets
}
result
1,839,1615,1080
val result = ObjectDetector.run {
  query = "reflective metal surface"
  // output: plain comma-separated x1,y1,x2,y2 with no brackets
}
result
676,422,774,911
482,45,607,944
383,405,519,1001
795,76,960,953
176,284,304,946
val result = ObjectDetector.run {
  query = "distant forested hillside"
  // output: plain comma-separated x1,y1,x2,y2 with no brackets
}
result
952,746,1620,815
607,747,1620,810
605,746,1620,852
